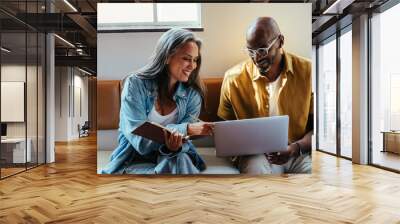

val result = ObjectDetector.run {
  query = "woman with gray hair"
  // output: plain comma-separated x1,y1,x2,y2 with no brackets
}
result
101,28,213,174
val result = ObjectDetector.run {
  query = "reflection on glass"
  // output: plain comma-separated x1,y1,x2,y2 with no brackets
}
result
0,1,46,179
27,31,38,169
340,30,352,158
318,38,337,154
371,3,400,171
38,32,46,165
1,31,27,177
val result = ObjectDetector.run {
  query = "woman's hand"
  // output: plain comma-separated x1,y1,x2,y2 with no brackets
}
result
187,122,214,136
163,130,183,152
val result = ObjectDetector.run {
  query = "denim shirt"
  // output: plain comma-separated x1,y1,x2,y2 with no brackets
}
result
101,74,206,174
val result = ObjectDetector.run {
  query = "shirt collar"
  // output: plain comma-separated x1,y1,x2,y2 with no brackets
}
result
250,50,294,82
150,81,187,99
282,50,294,75
174,82,187,98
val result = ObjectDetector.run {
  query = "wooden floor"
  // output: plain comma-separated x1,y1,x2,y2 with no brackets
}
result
1,135,400,223
372,150,400,171
1,167,26,178
1,162,45,178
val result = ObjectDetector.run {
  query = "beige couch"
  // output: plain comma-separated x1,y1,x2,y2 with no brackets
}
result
97,78,239,174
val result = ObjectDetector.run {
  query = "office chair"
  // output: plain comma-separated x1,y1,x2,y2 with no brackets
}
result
78,121,90,138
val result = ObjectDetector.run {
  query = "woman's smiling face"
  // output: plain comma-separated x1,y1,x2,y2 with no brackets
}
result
167,41,199,83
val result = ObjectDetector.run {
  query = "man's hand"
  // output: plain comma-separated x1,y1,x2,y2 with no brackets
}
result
266,143,299,165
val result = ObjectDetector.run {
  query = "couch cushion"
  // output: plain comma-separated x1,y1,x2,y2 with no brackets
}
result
97,147,238,174
196,148,239,174
97,80,120,130
199,78,223,122
96,131,238,174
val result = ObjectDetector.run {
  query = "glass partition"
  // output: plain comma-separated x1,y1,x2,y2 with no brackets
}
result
0,1,46,179
317,36,337,155
26,0,41,169
371,3,400,171
1,30,28,177
27,30,38,169
38,32,45,165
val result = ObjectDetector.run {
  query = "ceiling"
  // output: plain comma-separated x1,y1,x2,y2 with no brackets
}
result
0,0,393,75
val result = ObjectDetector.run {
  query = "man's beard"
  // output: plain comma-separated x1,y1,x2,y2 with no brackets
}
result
256,54,276,75
259,66,270,75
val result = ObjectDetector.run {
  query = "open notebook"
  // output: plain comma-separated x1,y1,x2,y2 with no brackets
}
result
132,121,205,144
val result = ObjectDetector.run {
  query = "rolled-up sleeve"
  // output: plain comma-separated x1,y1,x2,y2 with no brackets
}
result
165,89,202,136
119,76,160,155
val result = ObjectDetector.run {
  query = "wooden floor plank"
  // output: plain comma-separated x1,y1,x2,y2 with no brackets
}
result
0,134,400,223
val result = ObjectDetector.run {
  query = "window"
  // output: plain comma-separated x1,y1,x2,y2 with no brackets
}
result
317,37,337,154
97,3,201,31
316,25,352,159
390,74,400,130
371,2,400,171
339,28,352,158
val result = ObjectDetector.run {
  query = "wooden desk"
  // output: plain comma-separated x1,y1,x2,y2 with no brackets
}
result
381,131,400,154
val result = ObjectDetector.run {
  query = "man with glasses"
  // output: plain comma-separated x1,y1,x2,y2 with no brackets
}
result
218,17,313,174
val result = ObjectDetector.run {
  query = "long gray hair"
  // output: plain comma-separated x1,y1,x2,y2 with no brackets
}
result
136,28,205,101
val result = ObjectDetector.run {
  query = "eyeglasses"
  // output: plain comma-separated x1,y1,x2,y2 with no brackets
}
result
244,36,280,58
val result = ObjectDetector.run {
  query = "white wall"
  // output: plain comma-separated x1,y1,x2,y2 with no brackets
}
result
54,67,89,141
71,74,89,138
1,65,36,138
98,3,311,80
1,64,26,132
55,66,69,141
1,63,46,164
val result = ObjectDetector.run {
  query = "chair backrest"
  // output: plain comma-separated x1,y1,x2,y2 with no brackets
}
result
82,121,90,129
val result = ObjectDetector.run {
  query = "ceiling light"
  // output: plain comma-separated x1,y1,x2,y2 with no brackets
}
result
54,34,75,48
63,0,78,12
322,0,354,15
76,48,86,55
78,67,93,76
1,47,11,53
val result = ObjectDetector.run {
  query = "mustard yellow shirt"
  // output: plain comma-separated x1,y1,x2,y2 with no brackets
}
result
217,51,313,143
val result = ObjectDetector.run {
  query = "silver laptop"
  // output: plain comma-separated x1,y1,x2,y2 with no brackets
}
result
214,116,289,157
